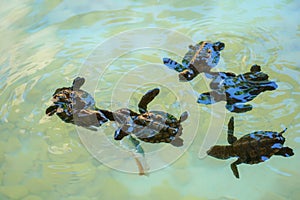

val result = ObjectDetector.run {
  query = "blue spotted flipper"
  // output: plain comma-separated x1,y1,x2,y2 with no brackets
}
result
163,58,187,73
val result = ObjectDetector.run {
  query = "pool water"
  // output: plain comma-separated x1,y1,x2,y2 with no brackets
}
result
1,0,299,199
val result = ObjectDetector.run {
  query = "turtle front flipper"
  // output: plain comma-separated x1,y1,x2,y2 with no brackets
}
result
225,103,253,113
163,58,187,73
138,88,160,114
114,128,129,140
227,117,237,144
72,77,85,90
46,105,59,116
274,147,294,157
231,159,242,179
179,111,189,122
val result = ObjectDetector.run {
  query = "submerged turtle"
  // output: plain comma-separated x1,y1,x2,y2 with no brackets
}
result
197,64,278,113
163,41,225,81
113,88,189,146
207,117,294,178
45,77,112,130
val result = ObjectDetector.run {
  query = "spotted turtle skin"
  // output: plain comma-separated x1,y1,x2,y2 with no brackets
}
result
207,117,294,178
197,64,278,113
163,41,225,81
45,77,111,130
113,88,188,146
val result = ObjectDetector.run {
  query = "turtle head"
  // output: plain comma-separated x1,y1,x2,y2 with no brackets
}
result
207,145,232,159
250,64,261,72
47,87,74,117
213,41,225,51
72,77,85,90
197,41,225,69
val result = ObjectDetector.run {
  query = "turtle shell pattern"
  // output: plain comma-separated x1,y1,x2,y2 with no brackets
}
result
46,77,109,129
113,88,188,146
163,41,225,81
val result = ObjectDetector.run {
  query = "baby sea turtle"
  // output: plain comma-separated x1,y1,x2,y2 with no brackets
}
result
46,78,188,146
113,88,189,146
45,77,111,130
207,117,294,178
163,41,225,81
197,64,278,113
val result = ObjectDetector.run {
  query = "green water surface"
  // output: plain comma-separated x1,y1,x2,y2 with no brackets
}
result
0,0,299,199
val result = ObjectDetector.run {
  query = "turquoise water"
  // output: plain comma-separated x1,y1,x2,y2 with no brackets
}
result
0,0,299,199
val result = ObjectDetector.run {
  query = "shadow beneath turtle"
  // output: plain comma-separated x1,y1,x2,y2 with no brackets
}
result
197,64,278,113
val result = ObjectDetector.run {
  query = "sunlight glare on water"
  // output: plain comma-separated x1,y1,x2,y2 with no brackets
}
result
0,0,299,199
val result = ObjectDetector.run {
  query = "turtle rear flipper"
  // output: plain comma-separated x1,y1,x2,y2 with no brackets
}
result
114,128,129,140
170,137,183,147
227,117,237,144
225,103,253,113
231,159,242,179
138,88,160,114
258,81,278,91
46,105,59,116
163,58,187,73
73,110,107,128
275,147,294,157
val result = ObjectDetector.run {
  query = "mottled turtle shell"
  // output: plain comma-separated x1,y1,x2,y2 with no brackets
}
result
232,130,288,164
163,41,225,81
46,77,109,129
46,77,95,120
182,41,224,71
115,110,184,144
113,88,188,147
207,117,294,178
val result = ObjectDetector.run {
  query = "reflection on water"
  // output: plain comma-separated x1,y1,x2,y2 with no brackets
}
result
0,0,299,199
